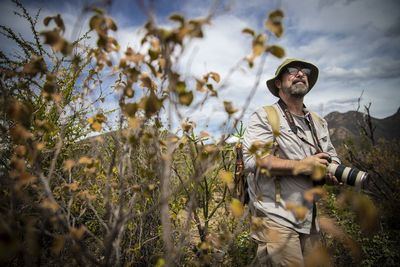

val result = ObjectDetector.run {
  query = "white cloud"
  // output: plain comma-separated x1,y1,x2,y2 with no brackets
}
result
1,0,399,136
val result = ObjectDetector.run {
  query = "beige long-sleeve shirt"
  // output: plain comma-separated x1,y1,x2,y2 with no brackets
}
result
243,102,340,234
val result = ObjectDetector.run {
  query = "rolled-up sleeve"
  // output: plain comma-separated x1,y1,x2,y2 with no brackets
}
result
242,108,274,173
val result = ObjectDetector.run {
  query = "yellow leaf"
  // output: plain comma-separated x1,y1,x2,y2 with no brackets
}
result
304,244,332,267
196,79,206,92
77,190,97,201
285,202,308,221
219,170,233,185
249,140,264,154
41,198,59,212
15,172,37,189
105,16,118,31
23,56,46,76
176,81,186,93
199,241,211,251
242,28,255,36
143,93,162,117
122,103,138,117
167,134,179,144
311,164,327,181
125,47,145,63
14,145,27,157
230,198,244,218
293,206,308,220
128,117,143,129
209,72,221,83
63,159,75,171
52,93,62,103
250,216,264,231
181,119,195,132
252,43,265,57
352,193,379,233
64,181,79,191
266,45,285,58
78,156,93,165
223,101,238,115
85,166,97,174
178,91,193,106
70,225,86,240
87,117,95,124
89,15,103,32
95,113,107,123
155,258,165,267
169,14,185,24
36,142,45,150
265,9,284,38
90,121,102,132
285,201,297,210
94,136,104,143
200,131,210,139
303,187,327,203
140,73,157,90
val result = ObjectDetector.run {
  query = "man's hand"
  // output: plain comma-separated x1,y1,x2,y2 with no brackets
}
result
325,172,340,185
294,153,330,176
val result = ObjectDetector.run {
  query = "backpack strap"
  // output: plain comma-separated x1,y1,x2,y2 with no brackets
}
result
262,105,281,205
263,105,280,138
310,111,324,127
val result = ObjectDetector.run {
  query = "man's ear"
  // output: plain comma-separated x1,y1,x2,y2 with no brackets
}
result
275,79,281,89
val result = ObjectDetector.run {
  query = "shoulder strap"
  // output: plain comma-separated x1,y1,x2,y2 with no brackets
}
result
263,105,281,137
262,105,281,205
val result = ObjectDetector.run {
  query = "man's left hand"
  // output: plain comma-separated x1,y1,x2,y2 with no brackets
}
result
325,172,340,185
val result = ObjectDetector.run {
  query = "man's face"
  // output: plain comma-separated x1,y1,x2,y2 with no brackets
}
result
275,66,310,97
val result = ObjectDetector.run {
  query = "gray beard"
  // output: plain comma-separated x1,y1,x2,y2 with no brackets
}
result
282,83,309,97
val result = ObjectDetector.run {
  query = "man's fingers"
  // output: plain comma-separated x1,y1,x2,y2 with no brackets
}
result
315,152,330,159
318,159,329,166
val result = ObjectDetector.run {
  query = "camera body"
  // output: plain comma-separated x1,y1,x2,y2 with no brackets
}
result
327,163,368,190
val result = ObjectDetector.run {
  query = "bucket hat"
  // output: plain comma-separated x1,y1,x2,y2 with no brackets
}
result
266,58,319,97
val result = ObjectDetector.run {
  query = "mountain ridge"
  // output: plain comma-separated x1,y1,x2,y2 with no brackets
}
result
324,107,400,147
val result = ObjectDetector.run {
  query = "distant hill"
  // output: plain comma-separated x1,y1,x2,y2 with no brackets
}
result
324,108,400,147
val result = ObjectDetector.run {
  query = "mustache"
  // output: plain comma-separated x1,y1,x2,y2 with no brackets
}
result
293,78,306,83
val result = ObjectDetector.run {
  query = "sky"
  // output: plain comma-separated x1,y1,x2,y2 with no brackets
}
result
1,0,399,137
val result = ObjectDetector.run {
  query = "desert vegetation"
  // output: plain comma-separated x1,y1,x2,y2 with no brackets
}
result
1,1,399,266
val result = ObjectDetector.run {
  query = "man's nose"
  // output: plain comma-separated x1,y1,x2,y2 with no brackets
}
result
296,70,305,77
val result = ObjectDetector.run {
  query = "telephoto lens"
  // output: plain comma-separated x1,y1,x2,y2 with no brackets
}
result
327,163,368,190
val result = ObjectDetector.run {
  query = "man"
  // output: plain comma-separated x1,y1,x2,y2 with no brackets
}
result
243,58,340,266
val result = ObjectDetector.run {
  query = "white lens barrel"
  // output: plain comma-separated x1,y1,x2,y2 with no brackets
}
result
327,163,368,190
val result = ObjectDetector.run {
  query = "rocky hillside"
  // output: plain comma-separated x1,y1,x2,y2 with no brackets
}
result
324,108,400,147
